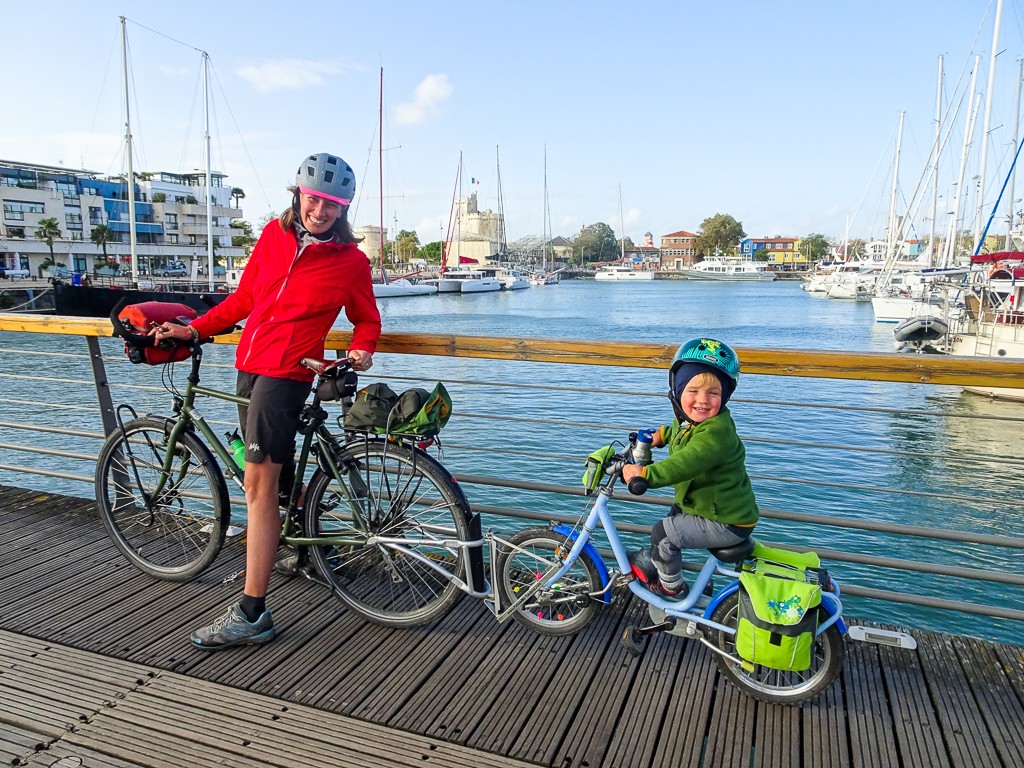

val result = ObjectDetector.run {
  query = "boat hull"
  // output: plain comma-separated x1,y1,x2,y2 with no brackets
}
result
53,281,228,318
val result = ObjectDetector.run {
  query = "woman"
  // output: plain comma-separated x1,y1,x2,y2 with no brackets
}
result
154,152,381,650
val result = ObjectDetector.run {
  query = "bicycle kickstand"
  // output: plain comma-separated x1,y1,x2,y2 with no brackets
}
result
620,617,677,658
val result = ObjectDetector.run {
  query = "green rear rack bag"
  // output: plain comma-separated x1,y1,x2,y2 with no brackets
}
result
735,546,823,672
390,382,453,436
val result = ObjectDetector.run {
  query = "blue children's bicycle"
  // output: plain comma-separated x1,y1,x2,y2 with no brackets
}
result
490,432,915,705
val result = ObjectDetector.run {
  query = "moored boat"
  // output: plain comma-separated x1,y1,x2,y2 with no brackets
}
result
594,265,655,281
683,259,775,281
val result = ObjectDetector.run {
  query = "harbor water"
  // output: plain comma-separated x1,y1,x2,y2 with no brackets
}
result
1,279,1021,644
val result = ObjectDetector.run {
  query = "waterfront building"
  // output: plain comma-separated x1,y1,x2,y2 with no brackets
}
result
741,235,804,270
445,192,504,266
0,159,245,277
659,230,698,268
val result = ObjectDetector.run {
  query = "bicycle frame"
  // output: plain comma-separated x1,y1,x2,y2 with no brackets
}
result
115,345,365,545
521,479,845,640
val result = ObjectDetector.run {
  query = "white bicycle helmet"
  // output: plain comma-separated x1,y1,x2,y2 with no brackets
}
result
295,153,355,205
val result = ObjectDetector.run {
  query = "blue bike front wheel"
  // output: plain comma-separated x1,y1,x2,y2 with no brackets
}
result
495,527,603,636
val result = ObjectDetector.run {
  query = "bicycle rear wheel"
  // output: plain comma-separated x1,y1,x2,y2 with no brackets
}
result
95,417,229,581
494,527,603,636
304,439,470,627
707,592,845,704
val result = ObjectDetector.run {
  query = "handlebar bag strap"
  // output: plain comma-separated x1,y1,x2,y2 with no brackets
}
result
117,301,197,365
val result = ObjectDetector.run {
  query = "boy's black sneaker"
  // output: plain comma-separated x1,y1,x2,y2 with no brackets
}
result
628,547,689,599
628,547,659,584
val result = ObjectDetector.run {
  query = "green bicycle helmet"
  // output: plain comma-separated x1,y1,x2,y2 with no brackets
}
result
668,338,740,420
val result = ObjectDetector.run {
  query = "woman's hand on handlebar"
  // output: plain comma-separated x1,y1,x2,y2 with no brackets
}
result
151,322,193,342
346,349,373,372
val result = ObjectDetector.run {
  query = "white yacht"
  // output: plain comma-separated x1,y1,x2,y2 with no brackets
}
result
683,259,775,281
474,266,530,290
372,278,438,298
427,269,502,293
594,265,655,281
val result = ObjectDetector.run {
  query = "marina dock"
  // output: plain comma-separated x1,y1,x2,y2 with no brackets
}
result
2,485,1023,767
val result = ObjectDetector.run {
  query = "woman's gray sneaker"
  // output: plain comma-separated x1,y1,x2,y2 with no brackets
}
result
190,603,275,650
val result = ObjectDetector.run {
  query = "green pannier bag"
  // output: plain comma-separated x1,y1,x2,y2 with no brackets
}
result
389,382,453,436
343,382,399,433
735,546,823,672
344,382,452,436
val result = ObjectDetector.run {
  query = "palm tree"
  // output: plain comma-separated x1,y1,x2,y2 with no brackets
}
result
90,224,113,260
231,187,246,209
35,217,62,276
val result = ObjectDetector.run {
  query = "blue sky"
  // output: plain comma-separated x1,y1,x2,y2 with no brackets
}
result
4,1,1023,246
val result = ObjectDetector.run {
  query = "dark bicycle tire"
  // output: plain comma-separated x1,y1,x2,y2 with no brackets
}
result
493,526,603,636
95,417,229,581
304,440,470,627
707,591,845,704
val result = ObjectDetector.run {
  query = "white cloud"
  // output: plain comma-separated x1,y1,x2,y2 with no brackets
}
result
394,74,453,125
235,59,344,93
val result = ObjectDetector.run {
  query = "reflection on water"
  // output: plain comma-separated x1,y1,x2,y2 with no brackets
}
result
1,280,1021,643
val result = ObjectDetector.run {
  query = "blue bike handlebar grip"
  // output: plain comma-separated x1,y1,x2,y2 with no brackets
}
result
628,477,648,496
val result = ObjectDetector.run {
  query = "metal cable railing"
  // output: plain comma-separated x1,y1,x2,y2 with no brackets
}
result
0,327,1022,643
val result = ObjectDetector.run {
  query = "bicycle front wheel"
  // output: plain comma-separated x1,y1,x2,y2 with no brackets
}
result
95,417,229,581
707,592,845,704
304,440,470,627
494,527,603,636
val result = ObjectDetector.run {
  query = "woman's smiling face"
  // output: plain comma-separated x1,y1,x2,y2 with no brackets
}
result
299,193,343,235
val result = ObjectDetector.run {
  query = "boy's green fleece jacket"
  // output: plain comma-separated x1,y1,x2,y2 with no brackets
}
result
641,407,758,527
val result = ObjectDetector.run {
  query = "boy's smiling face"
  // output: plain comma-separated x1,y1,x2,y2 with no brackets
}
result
679,374,723,423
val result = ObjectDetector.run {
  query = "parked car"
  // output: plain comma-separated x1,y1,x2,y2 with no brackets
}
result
0,268,31,279
155,262,188,277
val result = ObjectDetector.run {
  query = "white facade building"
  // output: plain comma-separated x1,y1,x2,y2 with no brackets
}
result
1,160,244,277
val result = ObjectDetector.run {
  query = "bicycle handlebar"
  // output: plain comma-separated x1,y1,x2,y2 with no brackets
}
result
627,476,648,495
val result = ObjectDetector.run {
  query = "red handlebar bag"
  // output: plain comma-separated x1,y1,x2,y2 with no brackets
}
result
117,301,197,365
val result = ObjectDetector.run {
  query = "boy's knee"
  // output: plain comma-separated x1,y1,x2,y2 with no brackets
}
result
652,518,670,548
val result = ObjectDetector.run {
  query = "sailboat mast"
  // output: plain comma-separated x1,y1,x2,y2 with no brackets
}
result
379,66,385,279
203,51,214,291
973,0,1004,254
543,146,548,271
885,111,905,263
929,55,943,262
1005,57,1023,250
496,146,506,256
618,182,625,262
944,57,983,267
121,17,138,282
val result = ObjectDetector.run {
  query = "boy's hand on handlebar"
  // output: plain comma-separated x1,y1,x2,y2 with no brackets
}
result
346,349,373,372
621,463,644,484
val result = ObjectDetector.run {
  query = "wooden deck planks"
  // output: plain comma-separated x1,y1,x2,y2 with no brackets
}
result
3,485,1024,768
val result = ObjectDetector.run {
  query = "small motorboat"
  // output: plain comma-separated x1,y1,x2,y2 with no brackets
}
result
893,315,949,353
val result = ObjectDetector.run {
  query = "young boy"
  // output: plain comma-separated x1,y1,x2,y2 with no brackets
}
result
623,337,758,598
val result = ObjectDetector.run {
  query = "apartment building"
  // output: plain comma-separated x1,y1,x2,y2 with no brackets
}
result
1,159,244,276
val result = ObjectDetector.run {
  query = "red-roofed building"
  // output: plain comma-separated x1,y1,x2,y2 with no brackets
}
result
660,230,699,268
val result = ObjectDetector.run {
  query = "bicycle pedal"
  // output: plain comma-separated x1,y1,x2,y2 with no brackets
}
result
621,626,646,658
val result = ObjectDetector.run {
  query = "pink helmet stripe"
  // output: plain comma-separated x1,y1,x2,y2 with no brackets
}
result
298,186,350,206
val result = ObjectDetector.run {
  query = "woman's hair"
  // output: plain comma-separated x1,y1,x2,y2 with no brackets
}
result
278,188,362,244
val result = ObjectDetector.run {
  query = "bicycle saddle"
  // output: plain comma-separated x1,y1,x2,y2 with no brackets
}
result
708,537,756,564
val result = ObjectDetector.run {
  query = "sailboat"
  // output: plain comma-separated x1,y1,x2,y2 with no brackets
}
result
530,149,561,285
371,68,436,299
54,17,230,317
